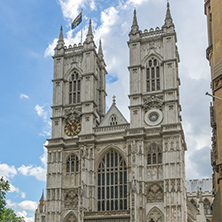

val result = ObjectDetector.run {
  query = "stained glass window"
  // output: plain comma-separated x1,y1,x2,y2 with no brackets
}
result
97,150,127,211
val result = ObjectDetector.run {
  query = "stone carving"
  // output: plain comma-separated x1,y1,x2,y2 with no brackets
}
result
147,207,164,222
165,180,169,192
64,213,77,222
64,107,82,121
64,189,78,209
171,180,175,192
131,140,138,154
146,183,164,203
131,177,137,193
142,96,163,110
80,180,87,197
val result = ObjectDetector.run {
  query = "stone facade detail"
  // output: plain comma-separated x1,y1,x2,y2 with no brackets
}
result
33,2,211,222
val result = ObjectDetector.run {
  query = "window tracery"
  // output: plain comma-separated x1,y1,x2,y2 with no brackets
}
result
69,71,81,104
66,154,79,173
204,199,211,215
147,144,162,165
97,150,127,211
146,58,160,92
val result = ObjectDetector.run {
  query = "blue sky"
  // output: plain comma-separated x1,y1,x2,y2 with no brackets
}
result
0,0,212,221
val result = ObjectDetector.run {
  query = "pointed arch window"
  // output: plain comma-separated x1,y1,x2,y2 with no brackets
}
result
97,150,127,211
66,154,79,173
146,58,160,92
147,144,162,165
204,199,211,215
69,71,81,104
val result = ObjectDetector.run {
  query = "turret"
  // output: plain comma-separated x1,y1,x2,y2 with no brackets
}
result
84,19,96,49
54,26,65,55
162,2,175,33
129,9,141,40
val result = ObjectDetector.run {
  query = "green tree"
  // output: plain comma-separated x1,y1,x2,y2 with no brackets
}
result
0,177,25,222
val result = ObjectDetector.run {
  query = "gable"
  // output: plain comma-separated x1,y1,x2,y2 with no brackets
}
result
99,103,128,127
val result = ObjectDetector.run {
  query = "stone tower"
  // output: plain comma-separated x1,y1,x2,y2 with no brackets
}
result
205,0,222,221
43,3,187,222
127,3,187,222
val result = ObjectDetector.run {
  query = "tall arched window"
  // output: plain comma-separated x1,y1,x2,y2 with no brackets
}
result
204,199,211,215
146,58,160,92
97,150,127,211
66,154,79,173
147,144,162,165
69,72,81,104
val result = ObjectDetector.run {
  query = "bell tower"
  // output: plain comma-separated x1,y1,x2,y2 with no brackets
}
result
127,3,187,222
51,20,107,138
46,20,107,222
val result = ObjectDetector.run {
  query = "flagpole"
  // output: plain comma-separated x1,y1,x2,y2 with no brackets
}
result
81,9,83,44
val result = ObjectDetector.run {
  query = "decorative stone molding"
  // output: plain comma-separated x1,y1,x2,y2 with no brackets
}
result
64,189,78,209
142,96,164,110
64,107,82,121
147,207,164,222
146,183,164,203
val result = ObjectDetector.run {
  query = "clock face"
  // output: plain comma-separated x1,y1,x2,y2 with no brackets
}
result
64,119,81,136
148,112,159,122
144,109,163,126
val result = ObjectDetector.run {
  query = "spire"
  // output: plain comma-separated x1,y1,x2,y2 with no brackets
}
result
40,189,45,202
59,26,64,41
163,1,174,29
98,39,104,59
56,26,65,49
88,19,93,36
85,19,94,43
130,9,139,34
132,9,138,27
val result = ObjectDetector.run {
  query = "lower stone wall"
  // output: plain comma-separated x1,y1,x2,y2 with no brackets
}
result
212,189,221,222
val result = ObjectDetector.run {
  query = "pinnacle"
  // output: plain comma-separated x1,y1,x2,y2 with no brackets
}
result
87,19,93,36
59,26,64,41
98,39,104,57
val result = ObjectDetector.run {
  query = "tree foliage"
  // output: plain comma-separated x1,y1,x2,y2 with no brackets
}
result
0,177,25,222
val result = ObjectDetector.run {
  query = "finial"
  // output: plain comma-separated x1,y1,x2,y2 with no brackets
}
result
162,0,174,29
98,39,104,59
130,8,139,34
112,95,116,104
59,26,64,41
85,19,94,44
87,19,93,36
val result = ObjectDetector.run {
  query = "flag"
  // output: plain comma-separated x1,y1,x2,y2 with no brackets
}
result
71,12,82,30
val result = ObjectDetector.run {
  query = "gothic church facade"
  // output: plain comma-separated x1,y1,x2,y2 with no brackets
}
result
35,3,206,222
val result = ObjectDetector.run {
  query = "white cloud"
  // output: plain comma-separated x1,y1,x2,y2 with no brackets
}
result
9,184,19,193
0,163,17,179
35,104,51,136
20,94,29,99
17,210,34,222
58,0,86,20
44,38,57,57
21,192,26,199
18,165,46,182
18,143,47,181
18,201,38,211
6,199,17,208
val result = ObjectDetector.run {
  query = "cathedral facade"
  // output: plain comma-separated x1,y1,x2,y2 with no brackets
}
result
35,3,209,222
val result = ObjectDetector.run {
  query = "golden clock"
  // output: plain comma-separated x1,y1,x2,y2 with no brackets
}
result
64,119,81,136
